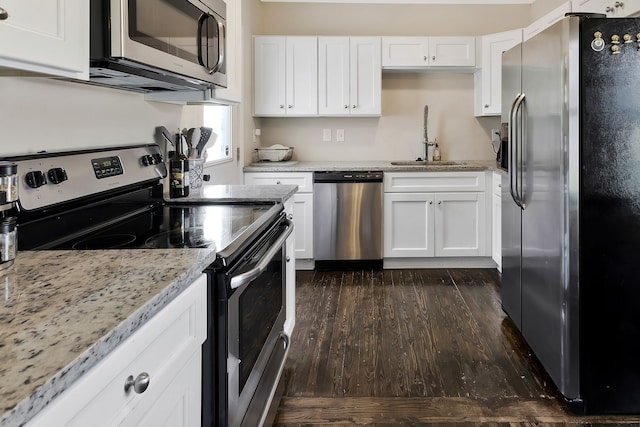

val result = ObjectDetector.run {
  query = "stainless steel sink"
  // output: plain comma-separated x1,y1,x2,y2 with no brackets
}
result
390,160,468,166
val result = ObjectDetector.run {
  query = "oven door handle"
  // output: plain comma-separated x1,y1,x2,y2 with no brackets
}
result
230,219,294,290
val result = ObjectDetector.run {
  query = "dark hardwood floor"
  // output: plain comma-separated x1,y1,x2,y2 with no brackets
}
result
274,269,640,426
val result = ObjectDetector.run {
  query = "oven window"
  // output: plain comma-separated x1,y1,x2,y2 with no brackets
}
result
128,0,212,66
238,251,284,391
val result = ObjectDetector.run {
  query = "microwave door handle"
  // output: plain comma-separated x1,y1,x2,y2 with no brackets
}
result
211,18,225,73
229,219,294,290
197,13,207,67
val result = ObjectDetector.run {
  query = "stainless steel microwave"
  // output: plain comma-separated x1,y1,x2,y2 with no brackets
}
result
89,0,227,93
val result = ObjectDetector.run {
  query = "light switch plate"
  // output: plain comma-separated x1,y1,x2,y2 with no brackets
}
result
323,129,331,142
336,129,345,142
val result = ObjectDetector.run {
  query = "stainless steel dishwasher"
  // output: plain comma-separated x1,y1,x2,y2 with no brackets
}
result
313,171,383,269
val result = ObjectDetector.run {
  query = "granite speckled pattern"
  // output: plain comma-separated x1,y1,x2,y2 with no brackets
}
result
0,249,216,427
242,160,500,173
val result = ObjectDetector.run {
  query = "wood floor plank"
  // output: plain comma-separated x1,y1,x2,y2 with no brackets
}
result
276,268,640,426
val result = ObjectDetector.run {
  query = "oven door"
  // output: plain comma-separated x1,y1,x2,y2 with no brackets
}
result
110,0,227,87
208,216,293,427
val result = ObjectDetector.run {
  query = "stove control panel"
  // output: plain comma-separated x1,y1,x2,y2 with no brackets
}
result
92,156,123,179
10,144,167,212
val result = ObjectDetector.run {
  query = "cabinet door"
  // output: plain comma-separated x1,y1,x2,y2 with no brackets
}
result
381,37,429,68
0,0,88,79
572,0,640,15
318,36,351,116
293,193,314,259
283,199,296,335
384,193,435,258
121,351,202,427
350,37,382,116
434,192,486,257
477,30,522,116
492,191,502,271
254,36,287,116
428,37,476,67
286,36,318,116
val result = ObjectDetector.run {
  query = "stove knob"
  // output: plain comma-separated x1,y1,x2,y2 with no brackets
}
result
25,171,47,188
141,154,155,166
47,167,68,184
152,153,164,164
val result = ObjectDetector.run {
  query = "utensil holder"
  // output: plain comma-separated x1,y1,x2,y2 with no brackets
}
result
188,159,205,192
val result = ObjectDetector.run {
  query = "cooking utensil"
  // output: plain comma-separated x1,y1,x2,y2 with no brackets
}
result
196,127,214,158
185,128,196,157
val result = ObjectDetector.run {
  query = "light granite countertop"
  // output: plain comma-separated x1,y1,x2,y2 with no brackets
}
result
0,184,296,427
244,159,502,173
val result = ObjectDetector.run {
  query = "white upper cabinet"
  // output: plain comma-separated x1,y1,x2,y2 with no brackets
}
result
0,0,88,79
428,37,476,67
382,37,429,68
318,36,381,116
253,36,318,116
474,29,522,117
572,0,640,16
382,36,475,69
524,2,572,41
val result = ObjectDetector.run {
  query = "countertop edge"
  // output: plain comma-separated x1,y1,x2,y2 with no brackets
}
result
243,160,502,173
0,253,215,427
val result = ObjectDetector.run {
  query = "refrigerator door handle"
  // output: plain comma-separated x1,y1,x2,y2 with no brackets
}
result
514,93,526,209
509,93,525,209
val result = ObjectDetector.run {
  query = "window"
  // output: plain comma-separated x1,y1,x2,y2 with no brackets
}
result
202,105,232,163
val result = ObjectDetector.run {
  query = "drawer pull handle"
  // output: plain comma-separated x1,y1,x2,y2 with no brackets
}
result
0,8,8,20
124,372,150,394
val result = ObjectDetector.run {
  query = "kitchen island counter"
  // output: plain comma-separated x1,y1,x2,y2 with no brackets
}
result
244,160,500,173
0,183,295,427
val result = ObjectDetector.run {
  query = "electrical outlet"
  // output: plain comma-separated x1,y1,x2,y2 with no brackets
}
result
253,128,261,143
336,129,345,142
323,128,332,142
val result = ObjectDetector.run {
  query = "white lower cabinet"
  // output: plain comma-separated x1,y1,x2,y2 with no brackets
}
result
244,172,314,261
283,198,297,335
26,276,207,427
384,172,487,259
491,172,502,271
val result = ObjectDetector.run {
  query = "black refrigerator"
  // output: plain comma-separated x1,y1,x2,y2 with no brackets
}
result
501,14,640,414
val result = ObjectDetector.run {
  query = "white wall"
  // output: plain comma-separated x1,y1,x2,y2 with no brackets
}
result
0,77,182,156
258,72,498,161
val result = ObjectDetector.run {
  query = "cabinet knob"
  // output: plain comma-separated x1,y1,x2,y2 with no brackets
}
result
276,180,281,184
279,105,284,109
432,55,436,61
606,6,614,12
424,55,427,61
352,105,357,109
429,201,433,205
288,105,293,108
0,7,7,20
124,372,150,394
286,256,291,263
484,104,489,108
615,1,624,7
344,105,349,109
438,200,442,205
287,213,293,220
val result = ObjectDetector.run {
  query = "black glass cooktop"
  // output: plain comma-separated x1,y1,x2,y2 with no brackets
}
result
19,201,279,253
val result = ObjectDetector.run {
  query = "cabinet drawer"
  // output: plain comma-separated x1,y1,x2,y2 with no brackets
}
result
384,172,485,193
27,276,207,427
245,172,313,193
